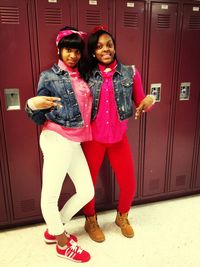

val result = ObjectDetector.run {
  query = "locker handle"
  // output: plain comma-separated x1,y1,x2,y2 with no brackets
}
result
4,88,21,110
179,82,190,101
150,83,161,102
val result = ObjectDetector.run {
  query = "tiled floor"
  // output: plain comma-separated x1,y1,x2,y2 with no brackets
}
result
1,194,200,267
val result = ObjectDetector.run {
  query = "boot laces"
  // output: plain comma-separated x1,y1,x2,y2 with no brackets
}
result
119,216,130,227
90,221,100,231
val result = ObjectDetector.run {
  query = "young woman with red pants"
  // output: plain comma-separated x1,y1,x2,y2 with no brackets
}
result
82,26,155,242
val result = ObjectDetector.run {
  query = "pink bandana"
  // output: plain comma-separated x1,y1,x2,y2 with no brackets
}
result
56,30,87,46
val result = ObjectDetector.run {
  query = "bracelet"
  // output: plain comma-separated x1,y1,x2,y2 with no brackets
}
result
146,94,156,105
27,99,38,110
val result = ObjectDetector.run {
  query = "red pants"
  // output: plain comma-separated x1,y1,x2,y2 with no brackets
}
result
82,134,136,216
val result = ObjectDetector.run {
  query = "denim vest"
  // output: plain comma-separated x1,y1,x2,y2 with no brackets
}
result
29,64,84,127
88,63,135,121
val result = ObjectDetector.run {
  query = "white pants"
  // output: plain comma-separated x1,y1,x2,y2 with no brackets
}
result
40,130,94,235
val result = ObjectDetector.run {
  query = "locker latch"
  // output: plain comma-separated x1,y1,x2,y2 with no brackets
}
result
180,82,190,101
150,83,161,102
4,88,21,110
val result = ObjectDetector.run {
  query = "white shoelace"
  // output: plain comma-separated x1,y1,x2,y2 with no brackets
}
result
65,239,83,257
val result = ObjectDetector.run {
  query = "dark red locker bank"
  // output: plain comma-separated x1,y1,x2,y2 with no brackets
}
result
0,0,41,222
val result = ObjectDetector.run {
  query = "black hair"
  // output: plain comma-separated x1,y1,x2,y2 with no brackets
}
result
87,30,116,71
57,26,87,79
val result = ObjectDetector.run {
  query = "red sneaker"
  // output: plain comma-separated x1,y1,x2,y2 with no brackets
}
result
44,229,78,244
56,239,91,263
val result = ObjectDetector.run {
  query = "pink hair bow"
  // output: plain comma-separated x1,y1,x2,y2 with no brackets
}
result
56,30,87,46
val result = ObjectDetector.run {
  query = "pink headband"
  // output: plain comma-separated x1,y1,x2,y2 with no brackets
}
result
56,30,87,46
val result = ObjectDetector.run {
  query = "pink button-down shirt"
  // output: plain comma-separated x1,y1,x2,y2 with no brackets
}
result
91,61,145,143
42,60,92,142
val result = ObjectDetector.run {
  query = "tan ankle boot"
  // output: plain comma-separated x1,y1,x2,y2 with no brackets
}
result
85,215,105,242
115,212,134,238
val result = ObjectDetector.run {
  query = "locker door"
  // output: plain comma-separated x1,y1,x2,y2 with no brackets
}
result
0,101,10,226
0,0,41,221
35,0,71,71
143,2,178,197
76,0,112,209
114,1,146,202
169,4,200,192
194,99,200,189
34,0,78,210
195,143,200,189
0,146,9,226
76,0,109,33
0,169,8,226
115,0,145,70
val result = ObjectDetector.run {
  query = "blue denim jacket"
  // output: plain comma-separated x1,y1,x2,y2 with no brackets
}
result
28,64,84,127
88,62,135,121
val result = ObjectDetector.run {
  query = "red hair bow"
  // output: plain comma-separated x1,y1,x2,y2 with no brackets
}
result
91,25,107,34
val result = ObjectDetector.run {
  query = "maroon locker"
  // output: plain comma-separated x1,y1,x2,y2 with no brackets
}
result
195,143,200,188
76,0,109,33
114,0,146,202
195,100,200,189
75,0,112,209
0,103,10,225
34,0,71,72
34,0,77,209
115,0,145,71
143,2,178,196
169,4,200,192
0,178,8,224
0,0,41,221
0,163,9,225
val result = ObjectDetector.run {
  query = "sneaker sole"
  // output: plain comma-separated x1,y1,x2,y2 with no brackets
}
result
44,238,57,244
57,253,90,263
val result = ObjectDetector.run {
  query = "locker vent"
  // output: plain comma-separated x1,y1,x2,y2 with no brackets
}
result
86,10,101,25
157,14,170,28
176,175,186,186
0,6,19,24
124,12,138,28
45,8,62,25
189,15,200,29
21,199,35,212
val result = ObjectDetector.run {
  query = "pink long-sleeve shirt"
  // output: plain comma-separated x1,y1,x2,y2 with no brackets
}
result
42,60,92,142
91,61,145,143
